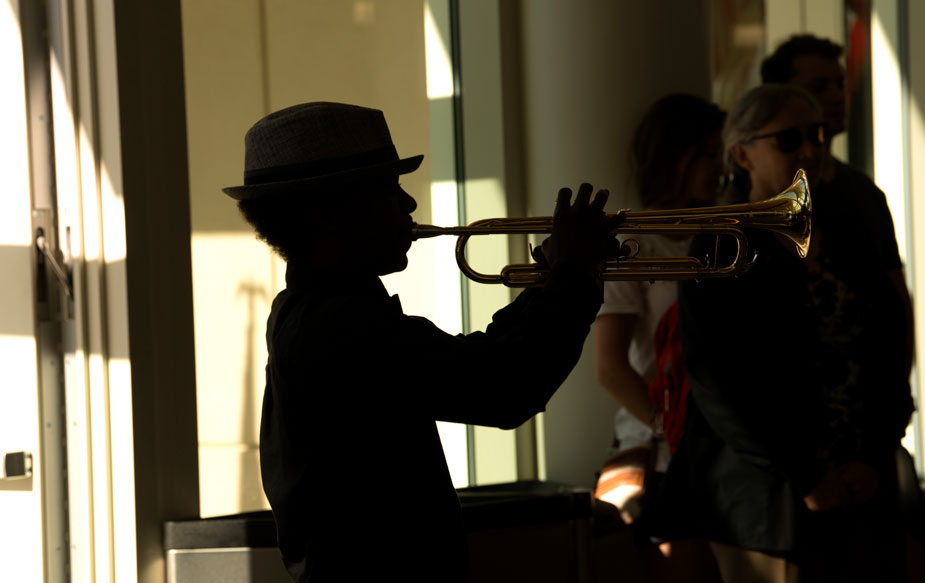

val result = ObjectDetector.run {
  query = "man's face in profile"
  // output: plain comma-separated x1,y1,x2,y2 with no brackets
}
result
348,175,418,276
789,54,846,137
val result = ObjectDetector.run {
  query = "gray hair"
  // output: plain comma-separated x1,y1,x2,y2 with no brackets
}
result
724,84,822,161
723,84,822,199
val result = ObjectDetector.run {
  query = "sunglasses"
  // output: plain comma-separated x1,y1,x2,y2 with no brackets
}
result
748,123,825,153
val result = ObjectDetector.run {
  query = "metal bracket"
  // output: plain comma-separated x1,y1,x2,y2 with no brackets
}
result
1,451,33,480
35,227,72,298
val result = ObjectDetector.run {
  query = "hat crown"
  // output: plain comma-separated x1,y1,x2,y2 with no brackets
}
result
222,101,423,200
243,102,394,173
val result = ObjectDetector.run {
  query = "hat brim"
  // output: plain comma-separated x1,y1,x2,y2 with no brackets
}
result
222,154,424,200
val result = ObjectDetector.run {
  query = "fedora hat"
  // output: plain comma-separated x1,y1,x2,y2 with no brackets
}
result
223,102,423,200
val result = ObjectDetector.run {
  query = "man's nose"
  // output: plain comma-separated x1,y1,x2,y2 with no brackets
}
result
401,190,418,213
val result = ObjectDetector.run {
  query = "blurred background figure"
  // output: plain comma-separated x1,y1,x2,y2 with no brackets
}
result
760,34,914,375
657,83,912,582
594,93,724,582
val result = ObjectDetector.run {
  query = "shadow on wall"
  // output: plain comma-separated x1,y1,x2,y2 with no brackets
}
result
0,244,41,338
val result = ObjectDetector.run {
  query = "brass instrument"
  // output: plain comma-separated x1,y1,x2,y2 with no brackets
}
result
411,169,812,287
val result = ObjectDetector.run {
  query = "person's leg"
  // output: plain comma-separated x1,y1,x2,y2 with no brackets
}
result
640,538,720,582
709,541,798,583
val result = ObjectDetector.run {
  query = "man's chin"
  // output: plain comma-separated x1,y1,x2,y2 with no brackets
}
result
377,256,409,276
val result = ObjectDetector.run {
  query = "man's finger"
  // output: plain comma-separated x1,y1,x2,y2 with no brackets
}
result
573,182,594,207
590,188,609,212
554,187,573,217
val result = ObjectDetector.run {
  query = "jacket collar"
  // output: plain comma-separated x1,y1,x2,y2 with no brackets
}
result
284,259,390,299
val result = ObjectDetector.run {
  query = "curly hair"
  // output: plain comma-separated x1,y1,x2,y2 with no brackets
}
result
761,34,843,84
237,192,333,261
236,177,383,261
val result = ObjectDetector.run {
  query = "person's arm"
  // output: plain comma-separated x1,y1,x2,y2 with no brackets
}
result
803,465,853,511
416,184,619,427
414,260,603,428
594,313,657,426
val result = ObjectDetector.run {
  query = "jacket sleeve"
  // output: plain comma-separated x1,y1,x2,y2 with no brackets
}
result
404,260,603,428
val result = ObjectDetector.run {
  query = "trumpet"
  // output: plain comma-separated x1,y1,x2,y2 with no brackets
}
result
412,169,812,287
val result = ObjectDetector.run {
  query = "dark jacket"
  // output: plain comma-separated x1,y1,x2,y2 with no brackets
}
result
260,260,602,581
656,223,910,553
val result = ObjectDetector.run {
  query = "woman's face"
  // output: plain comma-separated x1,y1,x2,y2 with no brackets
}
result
678,131,724,208
732,96,824,202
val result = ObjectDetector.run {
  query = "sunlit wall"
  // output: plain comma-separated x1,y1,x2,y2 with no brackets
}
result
182,0,439,516
0,2,44,581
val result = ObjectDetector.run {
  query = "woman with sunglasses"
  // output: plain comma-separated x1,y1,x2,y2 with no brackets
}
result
653,84,912,582
725,84,825,205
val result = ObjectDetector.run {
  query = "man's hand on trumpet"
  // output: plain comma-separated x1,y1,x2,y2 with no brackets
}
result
534,182,624,277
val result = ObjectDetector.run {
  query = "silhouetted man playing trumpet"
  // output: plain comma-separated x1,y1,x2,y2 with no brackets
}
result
224,102,619,582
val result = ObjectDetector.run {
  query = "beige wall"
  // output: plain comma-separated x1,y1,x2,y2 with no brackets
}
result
0,3,45,581
182,0,432,516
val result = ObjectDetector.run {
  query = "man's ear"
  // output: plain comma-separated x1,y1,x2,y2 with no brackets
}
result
730,143,753,172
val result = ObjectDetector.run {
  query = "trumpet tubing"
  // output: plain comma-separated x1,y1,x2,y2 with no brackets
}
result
412,169,812,287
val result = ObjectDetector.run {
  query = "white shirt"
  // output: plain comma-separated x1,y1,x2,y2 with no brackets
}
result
598,234,690,381
597,234,690,462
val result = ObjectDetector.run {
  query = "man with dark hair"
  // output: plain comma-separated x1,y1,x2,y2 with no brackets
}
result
224,102,619,581
760,35,845,137
761,33,913,376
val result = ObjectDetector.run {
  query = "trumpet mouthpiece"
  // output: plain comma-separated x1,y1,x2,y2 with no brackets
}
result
410,223,445,240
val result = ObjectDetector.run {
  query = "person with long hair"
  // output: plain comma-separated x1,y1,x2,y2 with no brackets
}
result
594,93,724,581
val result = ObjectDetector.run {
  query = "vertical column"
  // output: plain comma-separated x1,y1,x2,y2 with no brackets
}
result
908,0,925,469
766,0,804,50
871,0,910,262
870,0,916,462
457,0,519,486
111,1,200,581
517,0,712,485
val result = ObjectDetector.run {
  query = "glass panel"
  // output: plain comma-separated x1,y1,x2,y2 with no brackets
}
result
845,0,874,176
712,0,766,110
